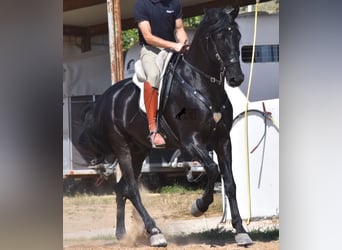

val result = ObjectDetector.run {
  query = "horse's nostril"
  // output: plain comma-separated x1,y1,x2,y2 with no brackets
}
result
228,74,244,87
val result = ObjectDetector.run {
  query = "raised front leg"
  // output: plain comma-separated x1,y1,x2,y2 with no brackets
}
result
216,137,253,246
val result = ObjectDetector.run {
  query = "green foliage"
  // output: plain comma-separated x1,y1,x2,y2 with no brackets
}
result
183,15,202,28
122,28,139,51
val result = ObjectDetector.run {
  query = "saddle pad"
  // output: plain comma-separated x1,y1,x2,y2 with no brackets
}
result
133,51,174,113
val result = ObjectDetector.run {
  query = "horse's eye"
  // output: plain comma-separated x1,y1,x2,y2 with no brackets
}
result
227,27,232,31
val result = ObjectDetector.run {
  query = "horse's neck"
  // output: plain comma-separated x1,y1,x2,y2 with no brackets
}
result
184,45,219,80
180,48,226,104
175,56,227,112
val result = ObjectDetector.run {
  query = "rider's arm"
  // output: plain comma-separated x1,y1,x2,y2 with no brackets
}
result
137,20,185,52
175,18,189,45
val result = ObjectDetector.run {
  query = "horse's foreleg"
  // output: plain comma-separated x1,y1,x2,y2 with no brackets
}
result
217,138,253,246
187,144,220,216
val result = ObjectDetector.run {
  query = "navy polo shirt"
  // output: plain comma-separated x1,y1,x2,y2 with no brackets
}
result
134,0,183,46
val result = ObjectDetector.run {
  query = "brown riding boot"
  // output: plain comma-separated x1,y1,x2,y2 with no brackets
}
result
144,81,166,148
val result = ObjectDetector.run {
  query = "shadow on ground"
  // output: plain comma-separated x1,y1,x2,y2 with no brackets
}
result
168,228,279,246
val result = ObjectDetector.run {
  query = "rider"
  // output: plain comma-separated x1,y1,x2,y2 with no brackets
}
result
134,0,189,148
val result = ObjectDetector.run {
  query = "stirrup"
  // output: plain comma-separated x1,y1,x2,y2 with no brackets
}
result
149,131,166,148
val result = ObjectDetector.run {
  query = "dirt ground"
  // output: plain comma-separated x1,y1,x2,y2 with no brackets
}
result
64,240,278,250
63,192,279,250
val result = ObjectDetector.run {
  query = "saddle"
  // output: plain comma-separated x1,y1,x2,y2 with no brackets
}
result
132,49,173,112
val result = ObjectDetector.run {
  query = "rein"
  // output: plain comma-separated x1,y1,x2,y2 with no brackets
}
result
206,33,227,69
173,68,228,114
182,57,224,85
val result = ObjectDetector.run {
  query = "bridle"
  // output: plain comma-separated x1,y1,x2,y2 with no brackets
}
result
182,26,240,86
182,56,225,85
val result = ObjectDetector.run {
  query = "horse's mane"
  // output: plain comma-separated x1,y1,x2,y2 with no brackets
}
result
194,8,237,37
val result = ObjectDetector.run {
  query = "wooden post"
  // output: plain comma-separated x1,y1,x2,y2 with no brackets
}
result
107,0,124,84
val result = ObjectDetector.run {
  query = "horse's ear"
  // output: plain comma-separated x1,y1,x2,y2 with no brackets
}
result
224,6,239,19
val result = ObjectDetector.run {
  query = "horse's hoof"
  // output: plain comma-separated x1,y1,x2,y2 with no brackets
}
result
191,200,204,217
235,233,253,246
115,228,126,240
150,233,167,247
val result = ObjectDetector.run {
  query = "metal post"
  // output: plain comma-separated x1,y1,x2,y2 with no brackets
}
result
107,0,124,84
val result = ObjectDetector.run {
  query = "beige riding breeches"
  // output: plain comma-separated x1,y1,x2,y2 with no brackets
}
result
140,45,163,88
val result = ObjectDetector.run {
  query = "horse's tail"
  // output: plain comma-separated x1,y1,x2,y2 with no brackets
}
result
77,79,135,167
80,102,95,124
76,101,116,166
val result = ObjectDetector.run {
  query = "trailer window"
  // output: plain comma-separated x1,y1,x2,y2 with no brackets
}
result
241,44,279,63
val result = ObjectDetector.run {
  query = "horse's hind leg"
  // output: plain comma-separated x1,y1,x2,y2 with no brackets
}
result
216,138,253,246
115,143,167,247
186,144,220,216
114,177,127,240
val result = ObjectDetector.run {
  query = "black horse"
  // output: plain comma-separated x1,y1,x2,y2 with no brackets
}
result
78,7,252,247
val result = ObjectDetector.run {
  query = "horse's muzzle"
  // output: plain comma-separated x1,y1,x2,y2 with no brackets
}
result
226,73,244,87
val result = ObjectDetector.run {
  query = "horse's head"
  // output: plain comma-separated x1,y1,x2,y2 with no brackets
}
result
198,7,244,87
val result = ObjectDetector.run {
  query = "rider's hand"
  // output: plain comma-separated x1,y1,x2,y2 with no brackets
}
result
173,42,185,52
173,42,190,53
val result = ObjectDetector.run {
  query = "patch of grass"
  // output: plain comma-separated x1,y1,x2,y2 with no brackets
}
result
63,193,115,206
159,184,202,194
64,234,115,242
64,189,223,219
90,234,115,241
